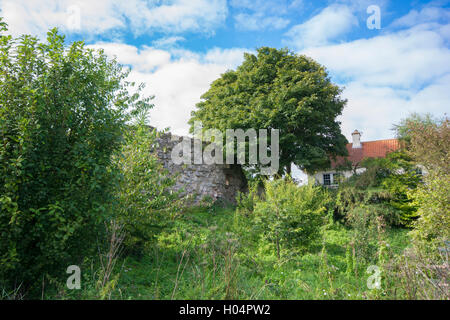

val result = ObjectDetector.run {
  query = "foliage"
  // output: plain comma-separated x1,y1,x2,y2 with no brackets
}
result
401,116,449,174
0,26,151,294
189,47,348,175
235,178,262,215
345,205,388,264
0,17,6,32
409,171,450,248
252,179,329,259
376,114,450,300
336,114,447,231
379,152,421,224
334,150,420,226
113,116,185,255
383,243,450,300
48,206,411,300
393,112,439,145
405,118,450,248
1,17,446,301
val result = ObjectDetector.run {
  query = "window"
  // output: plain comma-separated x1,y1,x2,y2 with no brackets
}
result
323,174,331,186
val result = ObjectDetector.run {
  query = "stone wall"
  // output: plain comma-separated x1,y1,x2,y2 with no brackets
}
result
153,129,248,205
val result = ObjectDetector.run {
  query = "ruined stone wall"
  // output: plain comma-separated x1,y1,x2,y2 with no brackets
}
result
153,130,247,205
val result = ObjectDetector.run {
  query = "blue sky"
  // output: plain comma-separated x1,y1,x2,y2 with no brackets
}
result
1,0,449,144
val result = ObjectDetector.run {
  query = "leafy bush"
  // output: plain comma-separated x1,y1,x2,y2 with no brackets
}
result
380,114,450,300
403,117,449,248
252,179,329,259
0,25,150,294
409,171,450,249
113,118,185,256
235,179,262,215
334,150,420,226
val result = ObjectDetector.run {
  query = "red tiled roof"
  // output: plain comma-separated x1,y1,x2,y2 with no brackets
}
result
331,139,401,168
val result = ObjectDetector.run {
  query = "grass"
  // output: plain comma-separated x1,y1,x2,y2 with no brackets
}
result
77,205,411,300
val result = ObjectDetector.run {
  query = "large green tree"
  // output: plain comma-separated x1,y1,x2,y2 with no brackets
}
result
0,20,151,293
189,47,348,175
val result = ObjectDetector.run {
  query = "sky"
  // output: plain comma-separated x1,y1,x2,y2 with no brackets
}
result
0,0,449,144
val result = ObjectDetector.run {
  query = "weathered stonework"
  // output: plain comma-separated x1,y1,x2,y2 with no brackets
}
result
153,129,247,205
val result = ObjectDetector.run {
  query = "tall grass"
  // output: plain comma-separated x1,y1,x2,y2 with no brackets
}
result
81,206,412,300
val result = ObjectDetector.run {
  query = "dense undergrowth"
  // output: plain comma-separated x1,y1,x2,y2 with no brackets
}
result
41,205,411,300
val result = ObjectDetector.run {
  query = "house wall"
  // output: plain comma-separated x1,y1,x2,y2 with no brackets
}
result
310,168,366,187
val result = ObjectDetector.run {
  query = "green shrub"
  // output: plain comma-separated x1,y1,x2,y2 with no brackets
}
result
403,117,449,249
409,170,450,249
252,179,329,259
113,118,185,256
334,150,419,226
0,25,151,295
236,179,262,215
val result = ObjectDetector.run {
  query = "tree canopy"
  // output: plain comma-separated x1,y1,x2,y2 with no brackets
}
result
189,47,348,175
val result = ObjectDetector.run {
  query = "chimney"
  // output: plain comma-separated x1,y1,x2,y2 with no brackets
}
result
351,130,362,148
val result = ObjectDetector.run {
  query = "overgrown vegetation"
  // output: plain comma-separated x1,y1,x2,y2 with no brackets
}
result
36,205,411,300
0,21,448,300
0,23,152,296
113,117,185,256
334,150,421,227
251,179,330,259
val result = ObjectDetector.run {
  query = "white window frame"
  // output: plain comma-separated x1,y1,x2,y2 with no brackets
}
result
323,173,331,186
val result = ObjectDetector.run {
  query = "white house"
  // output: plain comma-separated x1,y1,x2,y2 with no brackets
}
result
309,130,401,187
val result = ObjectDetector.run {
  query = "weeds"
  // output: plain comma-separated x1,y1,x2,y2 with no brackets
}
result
97,220,126,300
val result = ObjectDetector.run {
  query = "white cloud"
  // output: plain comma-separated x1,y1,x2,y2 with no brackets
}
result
336,0,388,11
86,43,249,135
289,0,303,9
337,75,450,142
408,73,450,112
121,0,228,35
88,43,172,72
297,13,450,141
230,0,291,31
284,4,359,49
234,13,290,31
131,61,227,135
338,83,413,141
152,36,185,48
203,47,252,69
140,48,249,135
391,6,450,28
0,0,123,37
0,0,228,37
302,26,450,88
